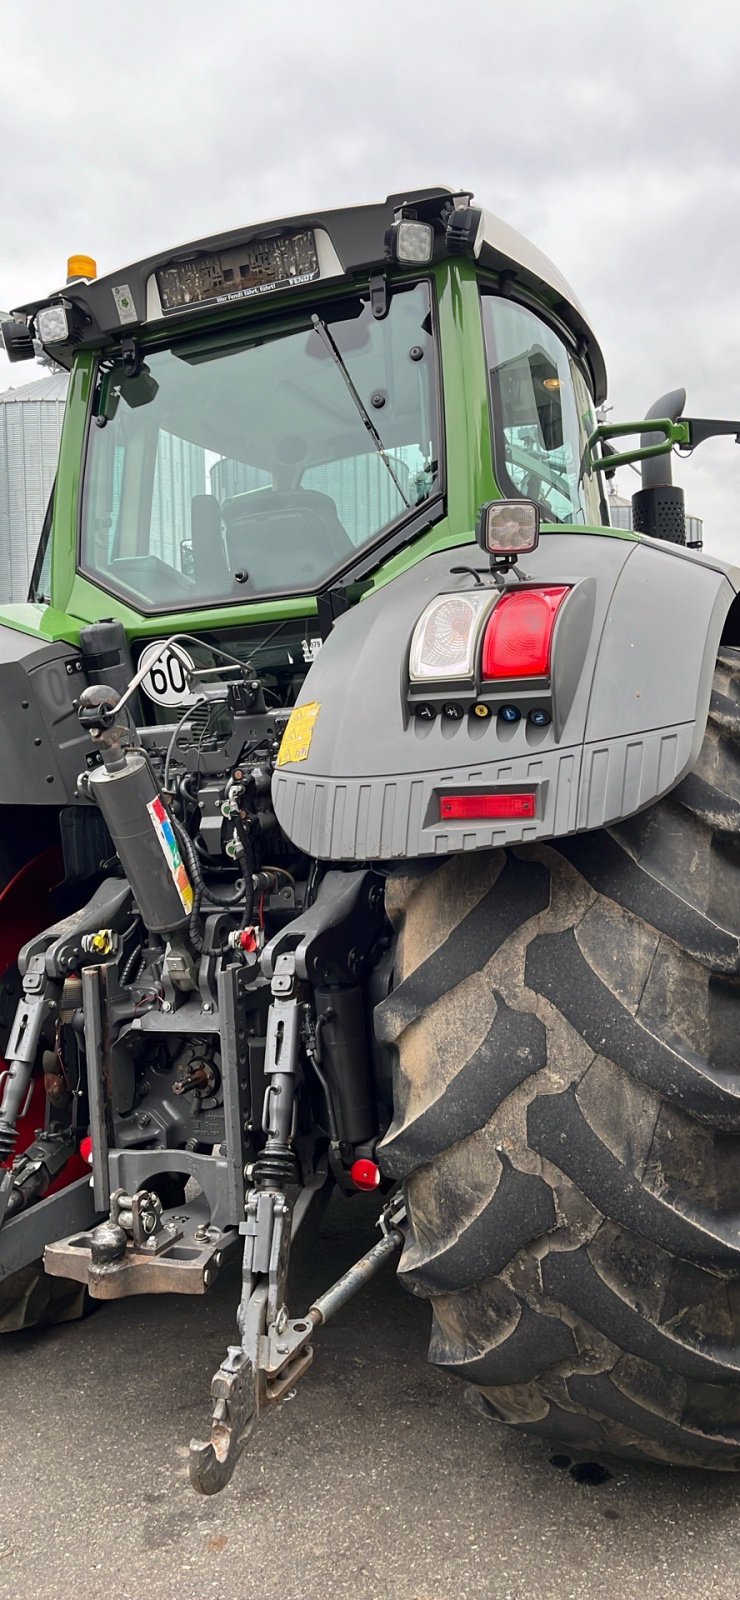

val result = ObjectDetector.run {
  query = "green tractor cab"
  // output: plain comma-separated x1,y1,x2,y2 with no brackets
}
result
2,186,740,1480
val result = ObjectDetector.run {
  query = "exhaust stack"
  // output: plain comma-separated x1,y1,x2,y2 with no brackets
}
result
631,388,687,544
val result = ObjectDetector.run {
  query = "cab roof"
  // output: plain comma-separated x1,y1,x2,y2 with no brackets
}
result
14,186,607,402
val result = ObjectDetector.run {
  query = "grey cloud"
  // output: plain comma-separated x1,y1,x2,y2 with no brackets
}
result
2,0,740,554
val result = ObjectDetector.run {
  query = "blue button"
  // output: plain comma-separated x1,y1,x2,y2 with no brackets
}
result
499,705,521,724
529,709,552,727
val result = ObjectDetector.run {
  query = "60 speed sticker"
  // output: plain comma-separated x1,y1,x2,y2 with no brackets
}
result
139,640,198,707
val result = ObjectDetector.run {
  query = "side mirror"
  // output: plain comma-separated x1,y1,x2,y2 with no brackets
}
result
98,362,159,422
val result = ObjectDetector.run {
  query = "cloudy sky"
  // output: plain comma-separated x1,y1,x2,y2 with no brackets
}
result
2,0,740,556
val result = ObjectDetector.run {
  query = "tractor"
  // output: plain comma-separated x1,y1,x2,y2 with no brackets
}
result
1,186,740,1483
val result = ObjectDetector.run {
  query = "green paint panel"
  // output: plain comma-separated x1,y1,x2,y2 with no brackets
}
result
17,257,629,649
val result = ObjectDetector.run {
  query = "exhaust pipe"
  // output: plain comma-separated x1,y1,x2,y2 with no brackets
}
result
631,388,687,544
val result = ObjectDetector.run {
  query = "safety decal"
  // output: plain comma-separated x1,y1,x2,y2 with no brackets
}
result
112,283,138,325
276,701,321,767
147,795,194,914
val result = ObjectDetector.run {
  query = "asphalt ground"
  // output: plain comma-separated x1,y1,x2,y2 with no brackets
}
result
0,1194,738,1600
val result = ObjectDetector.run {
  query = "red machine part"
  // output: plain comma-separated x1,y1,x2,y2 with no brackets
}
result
0,847,85,1192
350,1158,381,1192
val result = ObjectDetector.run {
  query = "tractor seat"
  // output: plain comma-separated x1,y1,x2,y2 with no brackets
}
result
222,489,353,588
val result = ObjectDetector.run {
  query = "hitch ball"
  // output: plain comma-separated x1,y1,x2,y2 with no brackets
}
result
89,1220,127,1266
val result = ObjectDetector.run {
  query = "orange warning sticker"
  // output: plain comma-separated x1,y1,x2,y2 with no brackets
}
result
276,701,321,767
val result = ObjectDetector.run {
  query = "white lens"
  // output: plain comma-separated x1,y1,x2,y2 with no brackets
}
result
396,221,434,264
409,591,494,681
35,304,69,343
483,501,539,554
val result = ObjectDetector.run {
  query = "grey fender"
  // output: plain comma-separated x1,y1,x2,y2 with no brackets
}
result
0,625,89,805
272,533,739,860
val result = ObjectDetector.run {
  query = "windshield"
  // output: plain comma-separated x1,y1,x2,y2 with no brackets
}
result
481,293,604,526
80,281,440,611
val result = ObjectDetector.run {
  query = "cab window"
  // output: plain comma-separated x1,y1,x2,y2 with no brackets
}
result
481,293,604,526
80,281,440,611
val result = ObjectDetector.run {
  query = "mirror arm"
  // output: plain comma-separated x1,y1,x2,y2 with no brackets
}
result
682,418,740,449
588,417,690,473
588,415,740,475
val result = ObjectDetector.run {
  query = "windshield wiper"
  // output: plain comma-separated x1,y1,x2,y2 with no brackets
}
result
310,314,411,508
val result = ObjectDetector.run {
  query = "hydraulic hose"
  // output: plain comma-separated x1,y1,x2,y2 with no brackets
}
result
119,944,144,986
0,980,57,1161
0,1068,31,1160
172,819,207,951
173,818,254,951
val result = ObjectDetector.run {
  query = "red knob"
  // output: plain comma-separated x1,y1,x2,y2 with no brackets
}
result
350,1158,381,1192
80,1135,93,1166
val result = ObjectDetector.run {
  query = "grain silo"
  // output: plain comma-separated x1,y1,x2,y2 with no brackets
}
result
0,369,68,602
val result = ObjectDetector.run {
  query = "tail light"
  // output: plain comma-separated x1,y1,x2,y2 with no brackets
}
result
481,586,569,680
409,591,494,682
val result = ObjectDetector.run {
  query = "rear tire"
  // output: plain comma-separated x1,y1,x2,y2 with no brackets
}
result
377,648,740,1468
0,1264,87,1333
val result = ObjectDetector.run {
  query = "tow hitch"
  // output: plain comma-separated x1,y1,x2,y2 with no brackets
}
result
189,1195,406,1495
44,1188,241,1297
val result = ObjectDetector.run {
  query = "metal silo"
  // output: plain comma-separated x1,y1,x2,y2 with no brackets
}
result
0,370,68,602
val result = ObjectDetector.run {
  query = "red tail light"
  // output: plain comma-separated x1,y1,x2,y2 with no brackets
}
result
481,586,569,679
439,792,536,821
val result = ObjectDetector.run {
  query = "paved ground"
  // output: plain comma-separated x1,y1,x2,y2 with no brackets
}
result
1,1196,739,1600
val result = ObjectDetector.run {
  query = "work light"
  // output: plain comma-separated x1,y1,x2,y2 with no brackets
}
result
35,304,69,344
386,220,434,264
475,499,541,560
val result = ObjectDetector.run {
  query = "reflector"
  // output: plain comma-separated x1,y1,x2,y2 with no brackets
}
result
439,792,536,821
481,586,568,679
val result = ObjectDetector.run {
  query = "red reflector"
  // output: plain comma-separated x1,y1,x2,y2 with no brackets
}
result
79,1135,93,1166
439,792,536,821
350,1158,381,1191
481,586,569,679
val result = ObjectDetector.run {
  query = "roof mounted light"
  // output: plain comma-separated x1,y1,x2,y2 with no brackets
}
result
476,498,540,572
34,298,91,348
67,254,97,282
0,317,35,363
385,218,434,264
35,303,70,344
445,203,483,255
